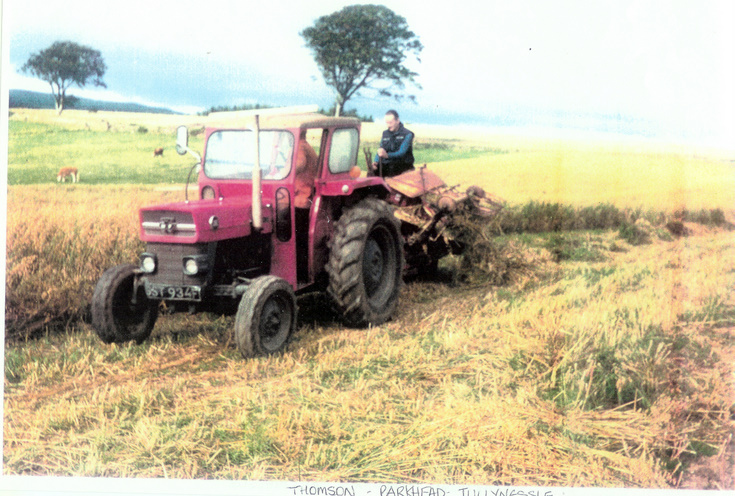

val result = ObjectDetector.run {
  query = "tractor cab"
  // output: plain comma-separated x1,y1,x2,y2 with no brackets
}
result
174,110,387,290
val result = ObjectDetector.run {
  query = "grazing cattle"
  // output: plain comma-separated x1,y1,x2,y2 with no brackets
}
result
153,147,164,157
57,167,79,183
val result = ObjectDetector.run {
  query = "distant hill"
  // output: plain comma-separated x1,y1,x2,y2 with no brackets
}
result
9,89,180,114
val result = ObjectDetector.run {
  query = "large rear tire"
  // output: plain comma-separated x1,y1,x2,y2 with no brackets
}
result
235,276,297,358
91,264,158,344
326,198,404,327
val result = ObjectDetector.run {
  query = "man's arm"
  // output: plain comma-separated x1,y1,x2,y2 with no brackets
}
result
386,133,413,159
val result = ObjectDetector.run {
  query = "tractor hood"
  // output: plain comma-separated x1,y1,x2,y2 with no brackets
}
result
139,197,270,244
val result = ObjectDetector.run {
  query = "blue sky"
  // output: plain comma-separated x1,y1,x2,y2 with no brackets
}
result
3,0,734,148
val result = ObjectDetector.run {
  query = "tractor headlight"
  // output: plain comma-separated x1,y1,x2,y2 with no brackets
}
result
183,258,199,276
140,253,157,274
183,255,209,276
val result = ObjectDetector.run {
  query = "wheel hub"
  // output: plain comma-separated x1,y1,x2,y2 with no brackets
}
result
364,237,385,294
260,295,290,351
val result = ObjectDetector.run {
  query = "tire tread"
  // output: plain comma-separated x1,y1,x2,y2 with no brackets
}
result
235,275,296,358
91,264,157,344
326,198,403,326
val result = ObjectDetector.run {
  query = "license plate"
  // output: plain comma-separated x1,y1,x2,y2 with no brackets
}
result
145,283,202,301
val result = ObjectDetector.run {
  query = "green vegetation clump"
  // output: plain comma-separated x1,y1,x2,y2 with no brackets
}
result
495,201,730,235
543,233,608,262
678,208,728,227
618,220,653,245
496,202,627,233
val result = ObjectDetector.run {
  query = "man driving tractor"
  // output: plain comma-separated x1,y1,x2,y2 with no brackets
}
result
372,109,415,177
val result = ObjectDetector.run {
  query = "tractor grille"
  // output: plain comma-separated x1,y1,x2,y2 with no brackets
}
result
144,243,209,286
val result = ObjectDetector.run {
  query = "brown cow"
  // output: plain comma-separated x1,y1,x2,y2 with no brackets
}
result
57,167,79,183
153,147,164,157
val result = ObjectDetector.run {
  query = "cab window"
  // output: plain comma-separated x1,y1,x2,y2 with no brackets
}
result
328,128,359,174
204,130,294,180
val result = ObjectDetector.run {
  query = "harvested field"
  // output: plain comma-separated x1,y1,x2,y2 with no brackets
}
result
4,109,735,488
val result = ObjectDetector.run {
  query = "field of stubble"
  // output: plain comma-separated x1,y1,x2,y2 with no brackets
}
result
4,108,735,488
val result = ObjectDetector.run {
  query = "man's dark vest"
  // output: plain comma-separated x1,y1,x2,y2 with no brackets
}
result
379,123,414,176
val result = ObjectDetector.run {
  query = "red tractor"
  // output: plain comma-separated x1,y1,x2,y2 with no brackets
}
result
91,107,499,357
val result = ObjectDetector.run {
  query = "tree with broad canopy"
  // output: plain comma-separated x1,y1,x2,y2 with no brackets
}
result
301,5,423,116
22,41,107,115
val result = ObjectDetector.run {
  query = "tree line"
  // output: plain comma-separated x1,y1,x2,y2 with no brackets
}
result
197,102,373,122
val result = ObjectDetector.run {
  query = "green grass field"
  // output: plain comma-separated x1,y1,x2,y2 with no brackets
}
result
6,119,495,186
8,111,734,214
7,120,203,185
4,109,735,488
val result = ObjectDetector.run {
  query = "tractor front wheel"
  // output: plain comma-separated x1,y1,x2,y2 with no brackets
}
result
91,264,158,344
234,276,297,358
326,198,404,327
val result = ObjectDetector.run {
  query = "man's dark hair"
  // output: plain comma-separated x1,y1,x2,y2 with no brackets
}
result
385,109,399,120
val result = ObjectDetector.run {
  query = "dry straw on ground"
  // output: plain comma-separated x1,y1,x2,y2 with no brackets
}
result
5,197,734,486
4,111,734,487
5,185,180,339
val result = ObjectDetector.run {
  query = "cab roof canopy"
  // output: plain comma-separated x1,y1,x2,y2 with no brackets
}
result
206,105,360,130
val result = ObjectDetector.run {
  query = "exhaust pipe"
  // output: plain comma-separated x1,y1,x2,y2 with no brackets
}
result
252,114,262,230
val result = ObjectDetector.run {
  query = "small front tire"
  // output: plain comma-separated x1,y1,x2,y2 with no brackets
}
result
91,264,158,344
234,276,297,358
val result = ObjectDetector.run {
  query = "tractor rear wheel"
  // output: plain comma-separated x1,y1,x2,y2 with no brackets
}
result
326,198,404,327
91,264,158,344
234,275,297,358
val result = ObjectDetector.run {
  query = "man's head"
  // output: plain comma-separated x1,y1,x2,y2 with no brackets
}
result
385,110,400,132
